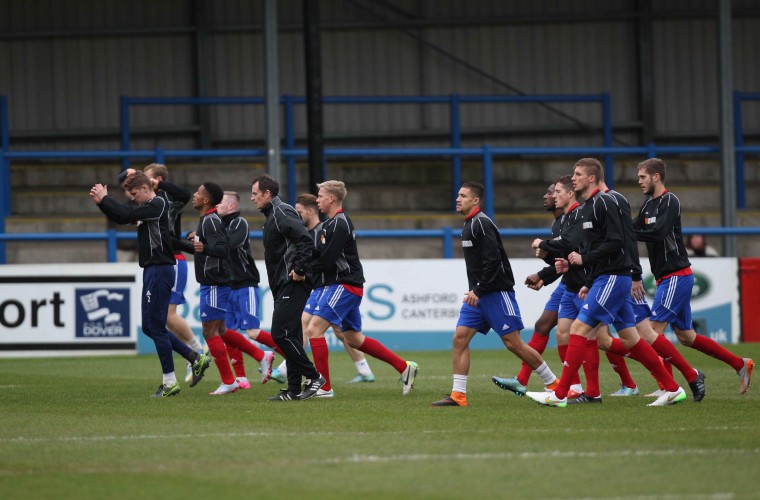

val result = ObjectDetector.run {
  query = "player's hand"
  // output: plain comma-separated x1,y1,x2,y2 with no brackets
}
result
193,239,204,254
89,184,108,204
631,280,645,301
525,273,540,286
555,258,569,274
525,274,544,291
289,270,305,282
578,286,589,300
531,238,543,249
568,251,583,266
463,290,479,307
187,231,196,240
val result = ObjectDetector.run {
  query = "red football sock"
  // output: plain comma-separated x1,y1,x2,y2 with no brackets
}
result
309,337,331,391
226,346,246,378
223,329,264,362
628,339,679,392
555,335,587,400
358,337,407,373
689,334,744,371
652,335,696,383
517,332,549,386
206,335,235,385
254,330,285,357
607,337,630,356
582,339,600,398
605,351,636,389
558,343,582,388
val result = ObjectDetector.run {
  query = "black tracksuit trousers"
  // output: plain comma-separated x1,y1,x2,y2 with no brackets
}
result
270,280,320,394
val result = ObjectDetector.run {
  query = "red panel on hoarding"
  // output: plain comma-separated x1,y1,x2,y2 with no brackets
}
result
740,257,760,342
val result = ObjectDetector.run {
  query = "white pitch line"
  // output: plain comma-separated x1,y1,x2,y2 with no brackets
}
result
320,448,760,465
1,429,757,444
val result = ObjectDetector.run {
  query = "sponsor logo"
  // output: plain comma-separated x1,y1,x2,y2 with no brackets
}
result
583,221,593,229
645,216,657,225
462,240,473,247
75,288,130,338
642,273,710,300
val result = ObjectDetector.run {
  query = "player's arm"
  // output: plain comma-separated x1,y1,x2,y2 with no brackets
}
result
98,196,160,225
200,218,229,258
472,220,503,297
634,195,681,242
278,210,312,276
157,180,191,205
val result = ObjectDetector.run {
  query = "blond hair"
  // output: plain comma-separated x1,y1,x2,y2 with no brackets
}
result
317,180,347,202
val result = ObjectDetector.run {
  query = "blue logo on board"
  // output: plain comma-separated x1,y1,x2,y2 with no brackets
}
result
75,288,130,338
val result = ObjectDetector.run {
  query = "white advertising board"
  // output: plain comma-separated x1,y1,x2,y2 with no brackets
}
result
0,257,739,355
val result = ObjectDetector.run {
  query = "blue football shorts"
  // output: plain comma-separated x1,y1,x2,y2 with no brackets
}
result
457,290,525,336
313,283,362,332
651,274,694,331
199,284,230,322
576,274,636,331
225,286,262,331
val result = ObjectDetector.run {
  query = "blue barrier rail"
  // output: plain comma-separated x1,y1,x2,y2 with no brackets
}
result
0,93,755,264
1,226,756,263
734,91,760,209
119,93,613,204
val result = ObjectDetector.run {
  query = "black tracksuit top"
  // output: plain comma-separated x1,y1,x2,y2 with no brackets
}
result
260,196,313,299
538,204,587,292
221,211,260,289
194,208,230,286
156,180,193,255
309,210,365,289
98,194,175,268
577,189,630,285
633,190,691,280
606,189,643,281
461,208,515,296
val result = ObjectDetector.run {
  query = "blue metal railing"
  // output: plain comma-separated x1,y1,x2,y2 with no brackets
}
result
1,226,756,263
733,91,760,209
0,92,755,264
119,93,613,203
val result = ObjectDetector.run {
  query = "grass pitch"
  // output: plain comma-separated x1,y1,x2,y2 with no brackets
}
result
1,344,759,499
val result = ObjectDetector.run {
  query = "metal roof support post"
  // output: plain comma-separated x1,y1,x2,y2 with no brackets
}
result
264,0,282,182
718,0,737,256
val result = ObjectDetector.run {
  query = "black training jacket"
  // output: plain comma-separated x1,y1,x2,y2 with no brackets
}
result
461,208,515,296
577,189,630,285
260,196,313,299
222,211,260,289
633,190,691,279
309,211,366,289
606,189,642,281
538,204,587,292
535,213,563,286
194,208,230,286
98,194,175,268
156,180,193,255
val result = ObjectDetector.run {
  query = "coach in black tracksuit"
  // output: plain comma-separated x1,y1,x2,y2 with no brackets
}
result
251,175,323,401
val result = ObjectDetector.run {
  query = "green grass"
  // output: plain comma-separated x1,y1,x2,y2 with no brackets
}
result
1,345,759,499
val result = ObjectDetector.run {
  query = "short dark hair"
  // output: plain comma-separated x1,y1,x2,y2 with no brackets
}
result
555,175,573,193
202,182,224,206
574,158,604,182
638,157,666,181
252,174,279,197
295,193,318,210
123,171,150,191
461,181,484,200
